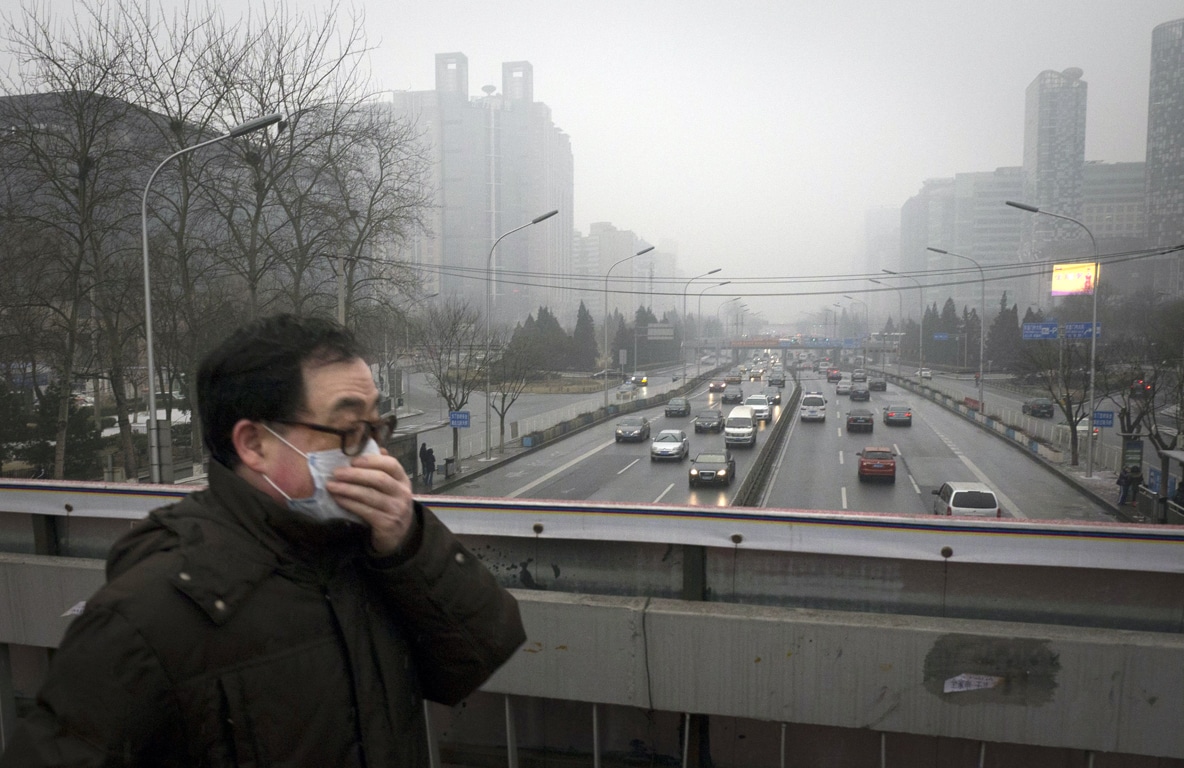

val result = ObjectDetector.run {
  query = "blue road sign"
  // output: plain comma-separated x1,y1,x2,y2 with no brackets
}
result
449,410,471,429
1092,410,1114,428
932,332,950,341
1022,322,1059,340
1062,322,1101,340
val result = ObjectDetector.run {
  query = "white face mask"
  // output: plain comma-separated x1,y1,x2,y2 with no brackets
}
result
262,425,379,524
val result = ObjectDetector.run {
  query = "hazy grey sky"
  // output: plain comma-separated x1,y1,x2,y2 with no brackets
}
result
358,1,1179,290
18,0,1184,322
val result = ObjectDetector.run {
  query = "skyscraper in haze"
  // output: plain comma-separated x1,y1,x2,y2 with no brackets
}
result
383,53,573,322
1146,18,1184,295
1020,68,1088,261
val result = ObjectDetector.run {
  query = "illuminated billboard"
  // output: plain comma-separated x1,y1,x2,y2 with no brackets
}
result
1050,262,1098,296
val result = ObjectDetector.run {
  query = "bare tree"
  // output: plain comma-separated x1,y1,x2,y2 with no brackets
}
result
489,333,545,452
419,301,485,461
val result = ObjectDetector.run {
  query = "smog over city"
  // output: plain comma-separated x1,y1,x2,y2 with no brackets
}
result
3,0,1182,325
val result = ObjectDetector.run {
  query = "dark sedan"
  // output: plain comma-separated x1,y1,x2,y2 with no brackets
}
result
708,380,727,392
689,450,736,487
1022,398,1055,418
846,408,875,433
849,384,870,402
763,388,782,405
665,397,691,417
693,409,724,433
721,389,744,404
882,404,913,426
615,416,651,442
869,377,887,391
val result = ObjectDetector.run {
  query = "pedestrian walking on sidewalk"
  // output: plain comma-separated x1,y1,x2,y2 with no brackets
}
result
419,441,429,480
1127,465,1142,506
1117,466,1131,505
424,447,437,490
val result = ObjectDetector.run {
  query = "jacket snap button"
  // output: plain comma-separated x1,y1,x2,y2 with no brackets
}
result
214,599,226,611
179,572,191,581
454,552,465,564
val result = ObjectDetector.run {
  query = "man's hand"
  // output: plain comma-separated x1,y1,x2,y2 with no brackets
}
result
325,451,416,556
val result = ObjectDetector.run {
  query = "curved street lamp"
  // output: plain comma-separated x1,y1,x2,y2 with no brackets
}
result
696,281,730,376
928,246,986,412
681,268,722,383
1006,200,1100,477
484,209,559,461
602,245,654,408
842,294,869,369
882,269,924,382
142,112,283,483
870,279,904,378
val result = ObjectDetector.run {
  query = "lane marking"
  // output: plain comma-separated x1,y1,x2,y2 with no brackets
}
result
926,419,1028,519
509,438,616,498
836,426,842,438
653,483,675,504
838,450,844,465
617,458,640,475
841,486,848,509
909,474,921,495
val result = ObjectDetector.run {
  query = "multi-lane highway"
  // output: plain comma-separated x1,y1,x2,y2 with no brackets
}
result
446,367,1114,522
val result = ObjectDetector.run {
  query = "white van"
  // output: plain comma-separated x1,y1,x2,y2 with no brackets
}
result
931,482,1002,518
799,391,827,422
724,405,757,447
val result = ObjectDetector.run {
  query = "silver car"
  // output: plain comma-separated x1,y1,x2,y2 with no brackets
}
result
650,429,690,461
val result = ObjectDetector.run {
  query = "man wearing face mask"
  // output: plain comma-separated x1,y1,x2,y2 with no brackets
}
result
1,314,526,768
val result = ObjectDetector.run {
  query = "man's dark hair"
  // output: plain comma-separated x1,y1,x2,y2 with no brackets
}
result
197,314,364,468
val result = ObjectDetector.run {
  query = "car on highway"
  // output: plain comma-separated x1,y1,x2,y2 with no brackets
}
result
650,429,690,461
688,449,736,487
868,376,887,392
724,405,757,447
856,447,896,482
835,380,852,396
826,368,843,382
882,404,913,426
1022,397,1055,417
745,394,772,422
763,387,781,405
665,397,691,417
616,382,637,397
749,368,764,381
721,388,744,404
931,481,1002,517
851,369,867,382
846,408,874,433
724,370,743,384
630,372,649,386
916,368,933,379
693,409,724,433
849,383,870,401
615,416,651,442
708,380,727,392
768,371,786,386
799,392,827,422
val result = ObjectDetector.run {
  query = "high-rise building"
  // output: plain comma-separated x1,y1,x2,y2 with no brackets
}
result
1021,68,1088,260
1146,18,1184,295
383,53,573,323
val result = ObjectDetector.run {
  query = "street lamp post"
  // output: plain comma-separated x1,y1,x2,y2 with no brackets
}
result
716,297,741,363
681,268,722,383
882,270,924,382
1006,200,1100,477
485,209,559,461
141,112,282,483
870,279,904,378
603,245,655,409
928,247,986,412
696,281,731,376
842,295,869,369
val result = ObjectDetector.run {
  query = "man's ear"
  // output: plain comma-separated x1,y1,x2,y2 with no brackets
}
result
231,420,270,473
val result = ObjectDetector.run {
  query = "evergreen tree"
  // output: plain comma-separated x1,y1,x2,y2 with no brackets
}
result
21,384,103,479
986,293,1021,370
571,301,598,371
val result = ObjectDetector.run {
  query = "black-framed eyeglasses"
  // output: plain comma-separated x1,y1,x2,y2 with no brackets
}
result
270,414,398,456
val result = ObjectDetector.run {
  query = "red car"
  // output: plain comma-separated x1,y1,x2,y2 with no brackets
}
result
856,447,896,483
708,380,727,392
